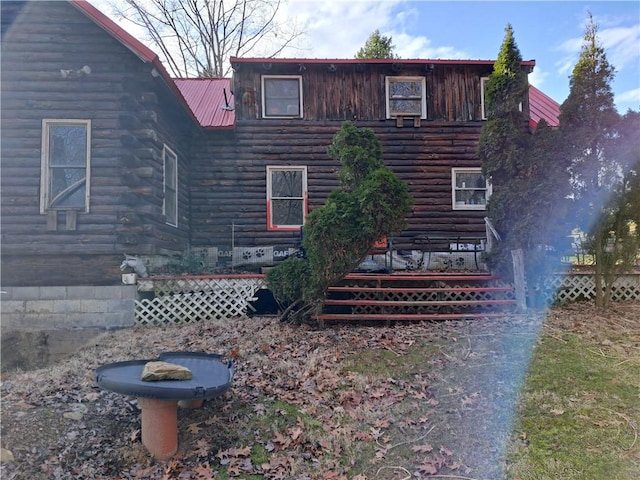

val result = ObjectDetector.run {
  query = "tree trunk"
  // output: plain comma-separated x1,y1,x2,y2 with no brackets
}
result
511,248,527,313
594,230,604,308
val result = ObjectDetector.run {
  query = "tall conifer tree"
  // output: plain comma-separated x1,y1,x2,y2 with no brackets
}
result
561,15,638,307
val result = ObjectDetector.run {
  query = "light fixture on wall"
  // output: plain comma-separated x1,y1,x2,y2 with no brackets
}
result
60,65,91,79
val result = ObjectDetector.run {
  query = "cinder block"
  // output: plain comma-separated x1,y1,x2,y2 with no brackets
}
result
52,299,83,314
0,300,26,313
25,300,54,313
80,299,105,313
10,287,40,301
66,286,95,300
38,286,68,300
92,286,120,300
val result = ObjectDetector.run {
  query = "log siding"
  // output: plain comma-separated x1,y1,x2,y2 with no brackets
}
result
1,1,194,285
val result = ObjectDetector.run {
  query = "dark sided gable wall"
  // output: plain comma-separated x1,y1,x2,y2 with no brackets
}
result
0,1,195,286
187,60,505,262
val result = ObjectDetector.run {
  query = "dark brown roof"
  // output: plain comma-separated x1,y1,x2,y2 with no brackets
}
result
529,85,560,128
174,79,235,129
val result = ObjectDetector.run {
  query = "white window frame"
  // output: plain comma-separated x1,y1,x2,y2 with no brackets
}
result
385,76,427,119
266,165,308,231
481,77,489,120
40,119,91,214
452,167,491,211
163,145,178,227
261,75,303,118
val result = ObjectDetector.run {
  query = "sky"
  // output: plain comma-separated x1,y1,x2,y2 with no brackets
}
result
95,0,640,113
278,0,640,113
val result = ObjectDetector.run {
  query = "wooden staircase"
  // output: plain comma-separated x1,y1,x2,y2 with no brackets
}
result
313,272,516,326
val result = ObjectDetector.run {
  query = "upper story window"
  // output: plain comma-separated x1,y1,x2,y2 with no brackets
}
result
385,76,427,119
452,168,491,210
261,75,303,118
481,77,489,120
266,166,307,230
40,119,91,213
163,145,178,227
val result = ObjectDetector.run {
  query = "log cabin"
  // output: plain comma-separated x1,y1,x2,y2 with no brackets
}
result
1,0,560,287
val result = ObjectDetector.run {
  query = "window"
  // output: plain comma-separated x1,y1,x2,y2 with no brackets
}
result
267,166,307,230
261,75,303,118
163,145,178,226
385,76,427,119
481,77,489,120
40,119,91,213
452,168,491,210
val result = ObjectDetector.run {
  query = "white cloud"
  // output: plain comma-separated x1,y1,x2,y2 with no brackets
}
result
616,87,640,107
280,0,404,58
599,24,640,73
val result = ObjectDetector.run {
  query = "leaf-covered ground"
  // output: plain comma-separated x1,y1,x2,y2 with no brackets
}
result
1,301,638,479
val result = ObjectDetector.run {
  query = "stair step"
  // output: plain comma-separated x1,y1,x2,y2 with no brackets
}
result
327,286,513,294
323,299,516,307
343,273,499,282
313,312,513,322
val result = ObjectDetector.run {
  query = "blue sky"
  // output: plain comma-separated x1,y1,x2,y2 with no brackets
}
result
95,0,639,113
279,0,640,113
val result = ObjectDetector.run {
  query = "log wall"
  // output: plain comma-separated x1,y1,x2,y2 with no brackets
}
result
1,1,194,286
190,120,488,252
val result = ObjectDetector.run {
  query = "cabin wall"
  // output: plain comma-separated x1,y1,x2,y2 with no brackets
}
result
233,62,498,122
190,120,487,255
0,1,194,286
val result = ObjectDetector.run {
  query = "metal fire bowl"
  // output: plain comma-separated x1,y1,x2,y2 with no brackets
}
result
95,352,234,400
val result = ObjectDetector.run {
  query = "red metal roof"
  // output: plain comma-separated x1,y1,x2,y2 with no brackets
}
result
173,79,235,129
529,85,560,129
231,57,536,69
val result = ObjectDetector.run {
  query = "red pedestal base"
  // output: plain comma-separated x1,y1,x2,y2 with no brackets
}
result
137,398,179,460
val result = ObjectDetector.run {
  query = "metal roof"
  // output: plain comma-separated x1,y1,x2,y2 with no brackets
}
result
173,78,235,129
529,85,560,129
231,56,536,69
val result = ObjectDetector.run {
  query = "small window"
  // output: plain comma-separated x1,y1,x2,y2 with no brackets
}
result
267,166,307,230
452,168,491,210
261,75,303,118
481,77,489,120
163,145,178,227
40,119,91,213
386,76,426,119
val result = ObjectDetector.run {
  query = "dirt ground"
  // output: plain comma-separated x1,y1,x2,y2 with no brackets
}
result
1,301,638,479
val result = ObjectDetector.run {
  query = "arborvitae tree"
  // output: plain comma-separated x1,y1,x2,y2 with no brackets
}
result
559,15,636,308
478,24,573,304
267,121,412,322
355,29,397,59
477,25,533,273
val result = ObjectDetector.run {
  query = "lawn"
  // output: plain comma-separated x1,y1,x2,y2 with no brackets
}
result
1,301,638,479
507,302,640,480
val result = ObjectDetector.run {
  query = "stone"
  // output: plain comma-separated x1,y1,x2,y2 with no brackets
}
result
141,361,192,381
0,448,14,463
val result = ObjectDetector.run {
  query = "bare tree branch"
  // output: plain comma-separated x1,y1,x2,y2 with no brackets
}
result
108,0,305,77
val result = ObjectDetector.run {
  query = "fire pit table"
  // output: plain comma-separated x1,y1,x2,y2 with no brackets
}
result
95,352,234,460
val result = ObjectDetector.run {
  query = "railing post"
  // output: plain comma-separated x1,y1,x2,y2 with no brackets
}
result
511,248,527,313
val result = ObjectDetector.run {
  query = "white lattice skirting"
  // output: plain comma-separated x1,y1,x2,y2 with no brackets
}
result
135,275,266,326
133,273,639,326
545,273,640,304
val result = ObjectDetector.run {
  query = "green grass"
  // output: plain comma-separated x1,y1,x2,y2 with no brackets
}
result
507,331,640,479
